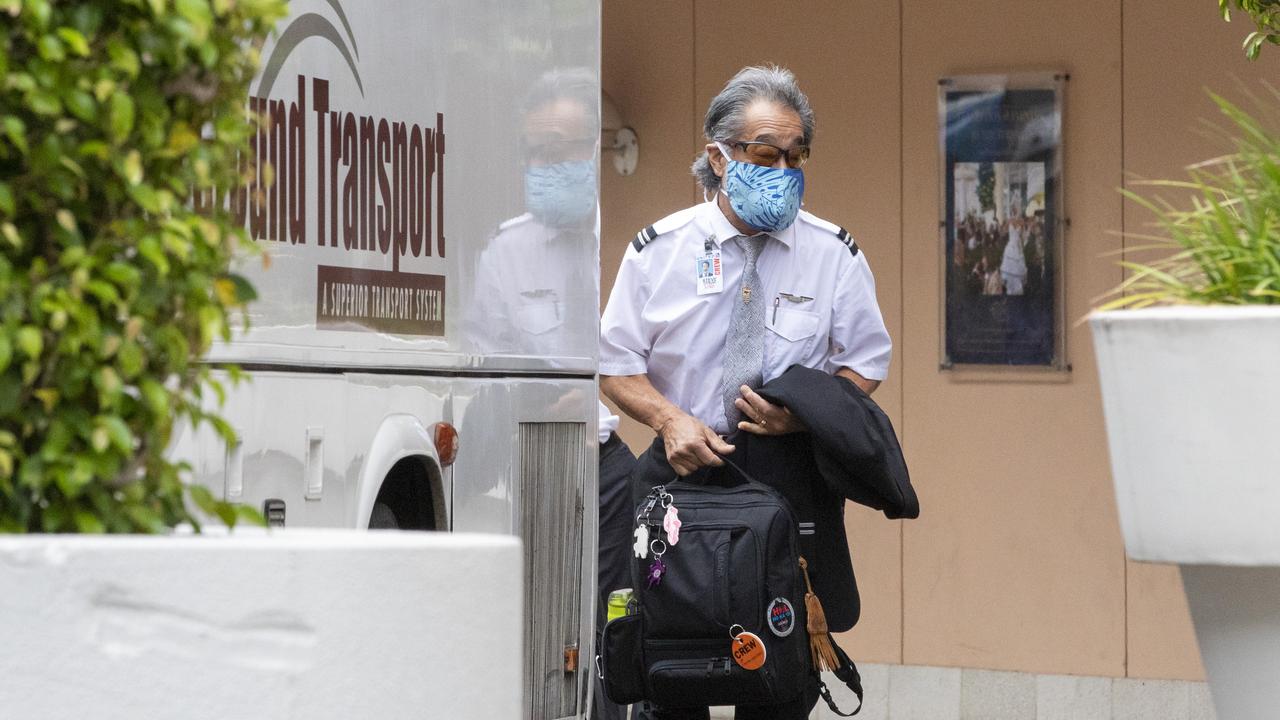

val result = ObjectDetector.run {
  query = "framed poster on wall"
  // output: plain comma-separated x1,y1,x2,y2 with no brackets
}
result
938,73,1067,370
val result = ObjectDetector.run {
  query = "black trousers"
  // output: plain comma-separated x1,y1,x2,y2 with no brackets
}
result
594,432,637,720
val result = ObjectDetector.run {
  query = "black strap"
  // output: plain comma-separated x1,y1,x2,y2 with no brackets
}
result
716,453,762,485
816,633,863,716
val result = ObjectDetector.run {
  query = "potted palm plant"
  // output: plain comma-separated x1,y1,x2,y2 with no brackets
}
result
1089,4,1280,718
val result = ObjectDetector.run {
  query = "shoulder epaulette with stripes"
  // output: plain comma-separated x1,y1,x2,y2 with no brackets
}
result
833,226,860,258
799,212,860,257
629,207,700,253
631,224,659,252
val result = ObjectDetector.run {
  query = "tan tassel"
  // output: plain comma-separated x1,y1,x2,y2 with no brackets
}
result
799,556,840,672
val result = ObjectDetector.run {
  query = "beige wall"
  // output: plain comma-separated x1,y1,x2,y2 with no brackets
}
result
601,0,1279,680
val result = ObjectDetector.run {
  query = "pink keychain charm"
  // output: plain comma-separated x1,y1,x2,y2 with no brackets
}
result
663,504,682,545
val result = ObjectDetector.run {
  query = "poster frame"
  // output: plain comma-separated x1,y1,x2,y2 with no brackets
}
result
937,72,1069,372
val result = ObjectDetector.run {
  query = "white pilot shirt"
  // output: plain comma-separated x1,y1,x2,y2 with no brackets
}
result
600,200,892,434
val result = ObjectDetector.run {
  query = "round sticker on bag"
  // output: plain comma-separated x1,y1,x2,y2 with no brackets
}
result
767,597,795,637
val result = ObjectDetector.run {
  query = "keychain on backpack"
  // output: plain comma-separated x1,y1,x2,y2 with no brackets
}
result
656,487,680,547
662,504,681,545
634,493,660,558
729,624,767,670
646,538,667,588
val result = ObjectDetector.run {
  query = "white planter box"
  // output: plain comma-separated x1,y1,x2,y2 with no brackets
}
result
0,530,522,720
1092,306,1280,720
1091,306,1280,564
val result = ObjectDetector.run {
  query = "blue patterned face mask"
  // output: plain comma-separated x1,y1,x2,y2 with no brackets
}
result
716,142,804,232
524,160,597,228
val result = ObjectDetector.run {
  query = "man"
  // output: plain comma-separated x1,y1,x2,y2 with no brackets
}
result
600,66,893,719
466,68,633,720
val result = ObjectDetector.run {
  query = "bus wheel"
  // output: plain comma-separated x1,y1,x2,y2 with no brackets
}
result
369,501,399,529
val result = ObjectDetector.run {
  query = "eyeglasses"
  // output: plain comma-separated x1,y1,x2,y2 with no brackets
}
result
523,137,597,165
725,140,810,169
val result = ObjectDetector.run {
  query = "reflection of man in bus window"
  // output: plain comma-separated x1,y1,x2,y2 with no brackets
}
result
467,68,599,357
467,68,632,720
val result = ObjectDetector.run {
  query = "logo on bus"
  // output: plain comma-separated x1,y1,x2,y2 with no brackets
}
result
199,0,448,337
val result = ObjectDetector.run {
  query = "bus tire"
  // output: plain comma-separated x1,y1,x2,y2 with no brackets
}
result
369,501,399,529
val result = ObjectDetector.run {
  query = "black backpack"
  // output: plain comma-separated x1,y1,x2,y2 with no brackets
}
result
598,461,864,714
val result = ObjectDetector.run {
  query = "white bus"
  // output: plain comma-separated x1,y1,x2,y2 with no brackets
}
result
173,2,602,717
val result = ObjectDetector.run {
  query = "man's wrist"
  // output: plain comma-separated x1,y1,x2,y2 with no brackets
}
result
650,407,682,434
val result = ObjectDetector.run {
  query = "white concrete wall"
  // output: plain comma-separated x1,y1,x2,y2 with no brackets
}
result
0,531,522,720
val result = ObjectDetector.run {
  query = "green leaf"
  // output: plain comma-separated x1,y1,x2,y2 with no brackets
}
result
138,237,170,275
28,89,61,116
56,27,90,57
188,483,219,515
96,415,134,452
234,504,267,528
226,273,257,303
119,150,143,185
73,509,106,534
24,0,52,29
90,425,109,452
106,40,140,78
140,379,169,419
15,327,42,359
0,183,14,217
1,223,20,249
108,94,136,143
0,335,11,373
37,34,65,61
175,0,213,41
55,209,77,234
117,342,144,379
1,117,27,155
55,464,93,499
64,90,96,122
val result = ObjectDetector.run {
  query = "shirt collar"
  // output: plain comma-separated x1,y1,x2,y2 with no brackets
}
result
698,199,796,249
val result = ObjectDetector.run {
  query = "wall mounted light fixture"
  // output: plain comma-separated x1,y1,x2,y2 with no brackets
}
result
602,90,639,176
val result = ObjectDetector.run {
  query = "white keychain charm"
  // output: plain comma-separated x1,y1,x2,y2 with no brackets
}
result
633,524,650,559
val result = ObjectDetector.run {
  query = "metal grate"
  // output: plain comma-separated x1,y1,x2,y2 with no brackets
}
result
519,422,586,720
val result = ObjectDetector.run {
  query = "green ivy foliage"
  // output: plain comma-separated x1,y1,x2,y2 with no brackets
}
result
0,0,286,532
1220,0,1280,59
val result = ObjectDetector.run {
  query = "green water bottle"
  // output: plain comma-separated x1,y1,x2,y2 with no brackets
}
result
606,588,634,622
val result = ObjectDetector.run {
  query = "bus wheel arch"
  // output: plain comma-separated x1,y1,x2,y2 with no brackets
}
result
369,455,443,530
357,414,448,530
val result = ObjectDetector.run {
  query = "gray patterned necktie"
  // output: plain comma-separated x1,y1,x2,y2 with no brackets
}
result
721,235,768,428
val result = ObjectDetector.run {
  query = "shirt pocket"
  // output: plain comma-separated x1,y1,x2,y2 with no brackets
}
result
765,305,820,369
515,301,563,335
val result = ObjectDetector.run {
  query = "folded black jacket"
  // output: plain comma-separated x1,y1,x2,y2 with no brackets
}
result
630,365,918,632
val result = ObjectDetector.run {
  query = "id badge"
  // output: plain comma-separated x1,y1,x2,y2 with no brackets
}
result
695,249,723,295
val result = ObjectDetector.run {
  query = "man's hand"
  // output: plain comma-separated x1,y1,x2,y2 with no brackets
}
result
734,385,804,436
601,373,735,476
658,412,735,476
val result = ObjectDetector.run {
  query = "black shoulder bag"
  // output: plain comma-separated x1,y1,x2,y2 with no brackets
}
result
597,457,863,715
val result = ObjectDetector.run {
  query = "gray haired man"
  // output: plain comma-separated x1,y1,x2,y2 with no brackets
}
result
600,66,892,719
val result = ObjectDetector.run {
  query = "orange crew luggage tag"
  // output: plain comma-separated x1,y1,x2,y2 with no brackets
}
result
729,624,767,671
